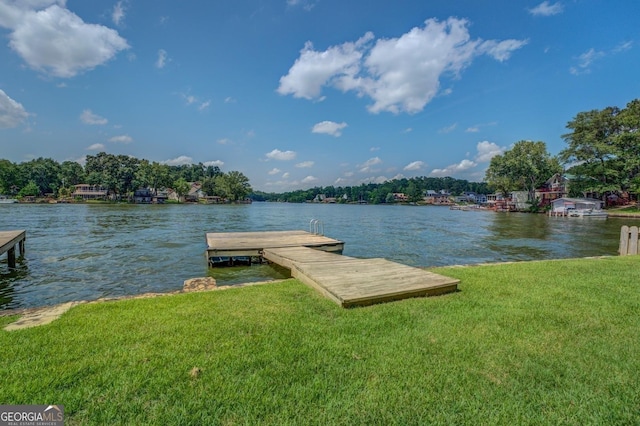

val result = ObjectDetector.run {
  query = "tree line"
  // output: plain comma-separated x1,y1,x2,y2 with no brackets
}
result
0,152,252,202
253,177,490,204
485,98,640,204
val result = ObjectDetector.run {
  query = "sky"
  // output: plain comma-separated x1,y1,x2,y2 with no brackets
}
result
1,0,639,192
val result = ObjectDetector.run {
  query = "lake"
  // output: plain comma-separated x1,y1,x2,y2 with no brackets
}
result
0,202,631,310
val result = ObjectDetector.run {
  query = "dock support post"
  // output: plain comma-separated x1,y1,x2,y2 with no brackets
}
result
8,246,16,268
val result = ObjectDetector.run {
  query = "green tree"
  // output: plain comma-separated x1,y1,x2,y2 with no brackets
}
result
173,178,190,202
214,171,252,201
560,107,621,196
18,180,40,197
18,158,61,195
486,140,561,200
0,159,18,194
201,177,217,197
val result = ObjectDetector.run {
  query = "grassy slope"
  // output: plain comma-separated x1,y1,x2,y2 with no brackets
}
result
1,256,639,425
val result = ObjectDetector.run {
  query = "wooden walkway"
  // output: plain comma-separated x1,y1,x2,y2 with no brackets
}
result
205,230,344,258
0,230,26,268
206,230,459,307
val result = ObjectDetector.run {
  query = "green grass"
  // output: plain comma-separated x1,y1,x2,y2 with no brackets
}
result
614,206,640,214
1,257,639,425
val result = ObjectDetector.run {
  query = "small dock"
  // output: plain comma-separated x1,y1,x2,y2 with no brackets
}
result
0,230,26,268
205,230,459,307
205,230,344,264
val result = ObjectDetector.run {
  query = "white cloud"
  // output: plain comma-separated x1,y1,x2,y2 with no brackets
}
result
156,49,168,68
80,109,107,125
282,172,290,178
475,141,505,162
203,160,224,167
403,161,425,171
109,134,132,143
266,149,297,161
430,159,477,177
112,1,126,26
268,168,281,175
302,175,318,183
466,126,480,133
361,175,390,184
224,97,236,103
570,48,605,75
311,120,347,137
439,123,457,134
479,39,529,62
198,100,211,111
162,155,193,166
295,161,314,168
277,32,374,99
0,2,129,78
278,18,526,114
0,89,29,128
528,1,564,17
86,143,105,150
217,138,231,145
358,157,382,173
614,41,633,53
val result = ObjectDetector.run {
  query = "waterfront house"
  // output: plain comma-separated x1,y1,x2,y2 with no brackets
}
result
186,182,204,202
535,173,569,206
425,190,451,204
72,184,108,200
133,188,153,204
392,193,408,202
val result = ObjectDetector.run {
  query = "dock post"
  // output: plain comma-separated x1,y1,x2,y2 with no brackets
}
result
7,246,16,268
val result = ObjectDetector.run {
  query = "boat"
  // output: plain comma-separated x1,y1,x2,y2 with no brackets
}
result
566,201,608,218
0,195,18,204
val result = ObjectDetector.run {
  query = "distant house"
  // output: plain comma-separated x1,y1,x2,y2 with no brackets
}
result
392,193,408,202
152,190,168,204
186,182,204,202
133,188,152,204
425,190,451,204
536,173,569,206
72,184,107,200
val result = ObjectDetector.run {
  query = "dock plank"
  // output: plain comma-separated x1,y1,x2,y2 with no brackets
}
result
263,245,459,307
206,230,344,257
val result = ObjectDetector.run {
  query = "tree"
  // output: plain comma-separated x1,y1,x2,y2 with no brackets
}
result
58,161,85,191
485,140,561,201
0,159,18,194
560,107,621,196
173,178,190,202
201,177,217,197
18,158,61,195
214,171,252,201
18,180,40,197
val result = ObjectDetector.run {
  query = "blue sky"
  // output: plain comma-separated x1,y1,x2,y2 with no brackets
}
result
1,0,638,191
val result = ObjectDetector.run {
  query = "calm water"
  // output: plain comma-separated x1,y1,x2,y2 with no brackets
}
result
0,203,632,310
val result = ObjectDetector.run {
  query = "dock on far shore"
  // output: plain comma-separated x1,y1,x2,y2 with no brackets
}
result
205,230,459,307
0,230,26,268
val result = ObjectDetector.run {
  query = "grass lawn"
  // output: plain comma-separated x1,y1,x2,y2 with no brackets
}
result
1,256,639,425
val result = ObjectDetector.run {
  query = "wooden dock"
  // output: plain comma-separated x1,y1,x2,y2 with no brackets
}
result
0,230,26,268
205,230,459,307
205,230,344,258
